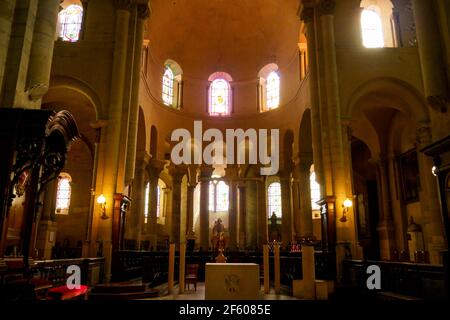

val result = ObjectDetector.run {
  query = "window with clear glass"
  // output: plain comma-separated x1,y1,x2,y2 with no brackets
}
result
361,7,384,48
266,72,280,110
144,183,161,223
55,173,72,215
209,180,229,212
209,79,230,116
162,67,174,106
267,182,282,218
58,4,83,42
310,171,321,210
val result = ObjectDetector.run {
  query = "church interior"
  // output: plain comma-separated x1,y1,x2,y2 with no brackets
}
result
0,0,450,301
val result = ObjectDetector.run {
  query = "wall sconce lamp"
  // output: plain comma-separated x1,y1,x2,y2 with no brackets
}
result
339,198,353,223
97,194,108,220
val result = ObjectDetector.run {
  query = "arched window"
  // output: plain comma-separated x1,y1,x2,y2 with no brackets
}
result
209,180,229,212
162,67,174,106
267,182,282,218
208,72,232,116
55,173,72,215
144,183,161,223
266,72,280,110
58,4,83,42
361,7,384,48
258,64,280,112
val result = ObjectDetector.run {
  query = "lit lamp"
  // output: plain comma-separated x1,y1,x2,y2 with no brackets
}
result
339,198,353,223
97,194,108,219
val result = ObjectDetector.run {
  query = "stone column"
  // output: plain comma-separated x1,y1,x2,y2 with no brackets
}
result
169,166,185,245
300,6,325,191
0,0,16,99
416,125,446,264
127,155,148,249
1,0,38,108
374,155,396,260
185,183,196,237
225,165,239,250
412,0,449,113
280,173,293,248
238,183,246,249
245,180,258,249
100,0,131,282
125,4,150,185
35,179,58,259
297,154,314,238
26,0,61,106
199,165,213,250
147,160,164,249
257,177,268,247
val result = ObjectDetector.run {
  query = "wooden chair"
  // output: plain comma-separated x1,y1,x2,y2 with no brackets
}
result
185,264,199,291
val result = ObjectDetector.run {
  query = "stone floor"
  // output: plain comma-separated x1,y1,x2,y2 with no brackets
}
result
142,282,300,300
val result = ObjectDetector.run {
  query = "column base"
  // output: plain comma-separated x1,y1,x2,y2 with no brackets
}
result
35,220,57,259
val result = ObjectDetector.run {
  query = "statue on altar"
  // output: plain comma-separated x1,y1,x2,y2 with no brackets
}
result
269,211,281,242
211,218,227,253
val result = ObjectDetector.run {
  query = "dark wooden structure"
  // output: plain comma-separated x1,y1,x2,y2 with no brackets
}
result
0,108,79,281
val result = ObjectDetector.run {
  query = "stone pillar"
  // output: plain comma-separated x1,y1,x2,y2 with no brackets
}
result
125,4,150,185
35,179,58,259
1,0,38,108
300,6,325,192
186,183,196,237
146,160,164,249
0,0,16,99
374,155,396,260
225,165,239,250
245,180,258,249
257,178,268,247
412,0,449,113
199,166,213,250
169,166,185,245
26,0,61,106
127,156,148,248
280,173,293,248
296,154,314,238
416,125,446,264
99,0,131,282
238,183,246,249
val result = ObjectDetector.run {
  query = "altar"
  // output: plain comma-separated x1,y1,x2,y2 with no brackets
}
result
205,263,260,300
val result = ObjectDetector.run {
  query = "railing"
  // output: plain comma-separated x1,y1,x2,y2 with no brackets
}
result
343,259,447,299
113,250,337,286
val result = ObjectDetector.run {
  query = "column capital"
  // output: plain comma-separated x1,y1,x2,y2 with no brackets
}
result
416,123,432,146
299,7,315,23
137,3,151,19
168,165,187,183
427,95,449,113
147,159,165,179
224,165,239,180
199,165,214,178
115,0,133,10
318,0,336,16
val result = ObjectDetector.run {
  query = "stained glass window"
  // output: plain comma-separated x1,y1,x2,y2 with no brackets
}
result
209,180,229,212
162,67,174,106
58,4,83,42
156,186,161,217
266,72,280,110
268,182,282,218
361,7,384,48
210,79,230,115
55,173,72,215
